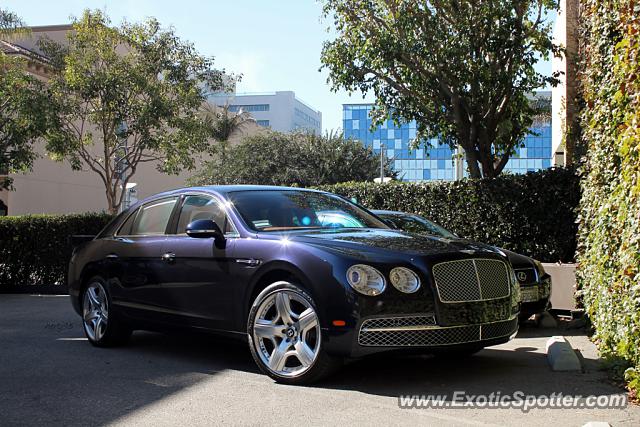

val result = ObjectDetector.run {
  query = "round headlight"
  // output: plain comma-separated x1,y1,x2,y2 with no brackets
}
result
389,267,421,293
346,264,386,296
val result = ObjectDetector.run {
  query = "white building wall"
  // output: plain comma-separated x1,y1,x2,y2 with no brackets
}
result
210,91,322,134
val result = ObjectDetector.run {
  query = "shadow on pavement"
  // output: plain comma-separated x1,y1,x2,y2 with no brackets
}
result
0,295,623,426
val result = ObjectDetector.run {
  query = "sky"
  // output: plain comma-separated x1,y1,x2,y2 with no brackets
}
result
3,0,555,133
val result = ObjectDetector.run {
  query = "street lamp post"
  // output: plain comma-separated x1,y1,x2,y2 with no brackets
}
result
455,144,464,181
380,142,385,182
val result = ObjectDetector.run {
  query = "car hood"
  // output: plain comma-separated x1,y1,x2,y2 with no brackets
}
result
499,248,534,268
278,228,505,258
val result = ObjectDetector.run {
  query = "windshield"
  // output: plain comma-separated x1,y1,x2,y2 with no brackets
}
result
383,214,457,239
228,190,389,232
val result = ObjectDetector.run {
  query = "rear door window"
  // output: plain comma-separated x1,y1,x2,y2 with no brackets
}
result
130,198,178,236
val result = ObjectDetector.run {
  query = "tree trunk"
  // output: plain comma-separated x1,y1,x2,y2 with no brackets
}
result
462,145,482,178
105,186,118,215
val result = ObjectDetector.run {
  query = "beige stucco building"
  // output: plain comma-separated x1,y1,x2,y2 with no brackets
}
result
0,25,260,215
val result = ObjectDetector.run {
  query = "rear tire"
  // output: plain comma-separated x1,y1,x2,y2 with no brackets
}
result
247,281,342,385
81,276,131,347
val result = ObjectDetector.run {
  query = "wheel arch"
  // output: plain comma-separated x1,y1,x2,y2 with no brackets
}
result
72,264,105,312
242,261,315,328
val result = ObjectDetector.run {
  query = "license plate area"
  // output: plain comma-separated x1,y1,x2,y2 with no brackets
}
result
520,286,539,302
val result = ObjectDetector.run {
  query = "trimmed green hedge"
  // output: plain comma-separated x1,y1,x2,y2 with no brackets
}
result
0,169,579,292
318,167,580,263
0,213,113,293
577,0,640,395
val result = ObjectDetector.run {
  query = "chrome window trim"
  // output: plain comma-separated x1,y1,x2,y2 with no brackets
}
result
114,196,179,238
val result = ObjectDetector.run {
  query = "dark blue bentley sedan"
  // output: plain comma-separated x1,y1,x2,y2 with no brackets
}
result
69,186,521,384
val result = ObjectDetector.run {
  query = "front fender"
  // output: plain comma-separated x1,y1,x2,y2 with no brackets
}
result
235,240,358,333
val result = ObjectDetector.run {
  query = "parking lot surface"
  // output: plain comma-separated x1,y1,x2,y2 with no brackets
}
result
1,295,638,426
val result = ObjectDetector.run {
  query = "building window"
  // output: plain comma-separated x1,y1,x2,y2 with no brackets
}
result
228,104,270,112
294,108,320,127
256,120,270,127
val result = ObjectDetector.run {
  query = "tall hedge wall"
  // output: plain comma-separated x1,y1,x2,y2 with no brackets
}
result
319,167,580,263
0,213,113,293
0,169,578,294
577,0,640,394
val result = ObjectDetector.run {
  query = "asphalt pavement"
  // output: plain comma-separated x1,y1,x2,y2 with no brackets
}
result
1,294,638,426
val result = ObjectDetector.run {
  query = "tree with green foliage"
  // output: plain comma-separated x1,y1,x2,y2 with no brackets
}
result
189,131,397,187
41,10,231,213
0,8,55,190
321,0,560,178
200,103,256,163
0,8,24,35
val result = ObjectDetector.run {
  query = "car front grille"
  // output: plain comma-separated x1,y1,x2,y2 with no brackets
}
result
480,317,518,340
358,316,518,347
432,259,510,303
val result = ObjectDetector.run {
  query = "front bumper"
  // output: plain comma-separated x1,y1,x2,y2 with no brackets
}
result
350,314,517,357
324,313,519,358
519,275,552,317
321,254,520,358
358,314,518,347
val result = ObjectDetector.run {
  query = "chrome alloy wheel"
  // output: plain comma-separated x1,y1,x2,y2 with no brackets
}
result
252,289,321,378
82,282,109,342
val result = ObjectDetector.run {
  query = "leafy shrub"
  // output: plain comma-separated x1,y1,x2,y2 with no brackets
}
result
577,0,640,396
318,167,580,263
0,213,113,293
189,130,397,187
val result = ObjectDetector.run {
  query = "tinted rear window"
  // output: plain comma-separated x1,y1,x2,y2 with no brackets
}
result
130,198,178,236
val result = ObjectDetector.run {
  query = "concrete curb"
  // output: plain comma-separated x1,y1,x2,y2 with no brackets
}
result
546,336,582,371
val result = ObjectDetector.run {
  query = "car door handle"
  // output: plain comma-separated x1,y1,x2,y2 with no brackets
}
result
105,253,119,259
162,252,176,263
236,258,262,267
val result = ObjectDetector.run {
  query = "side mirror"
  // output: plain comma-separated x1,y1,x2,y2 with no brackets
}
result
186,219,223,240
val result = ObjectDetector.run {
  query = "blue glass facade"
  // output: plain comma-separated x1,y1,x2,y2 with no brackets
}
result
343,103,552,181
502,124,553,174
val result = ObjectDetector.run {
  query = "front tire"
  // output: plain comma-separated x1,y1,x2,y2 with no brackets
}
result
247,281,341,385
81,276,131,347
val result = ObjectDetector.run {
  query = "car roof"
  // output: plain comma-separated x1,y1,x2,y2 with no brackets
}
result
188,185,327,195
134,185,328,207
371,209,408,216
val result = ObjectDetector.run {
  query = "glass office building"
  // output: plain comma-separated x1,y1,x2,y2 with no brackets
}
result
343,96,552,181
